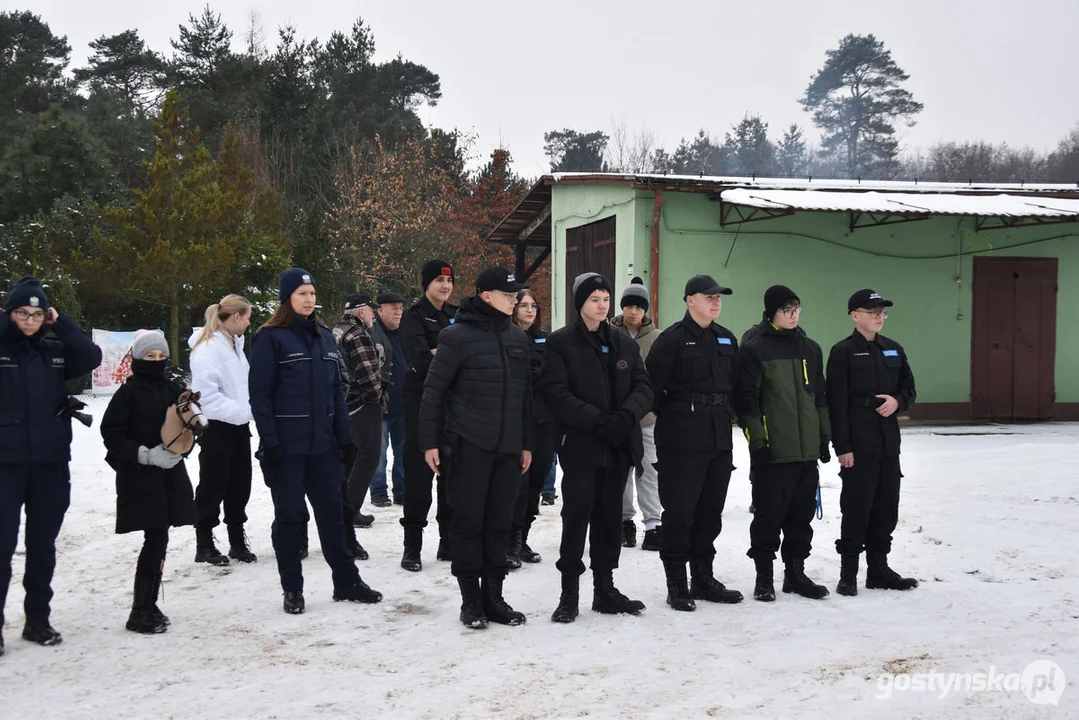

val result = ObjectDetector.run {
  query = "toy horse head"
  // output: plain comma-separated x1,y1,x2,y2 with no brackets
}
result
162,389,207,455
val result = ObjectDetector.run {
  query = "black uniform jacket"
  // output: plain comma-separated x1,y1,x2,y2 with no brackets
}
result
826,330,916,457
400,296,459,396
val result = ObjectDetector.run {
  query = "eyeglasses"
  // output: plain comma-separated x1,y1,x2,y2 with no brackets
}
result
12,309,45,322
779,304,803,318
492,290,518,301
857,309,889,319
517,303,538,310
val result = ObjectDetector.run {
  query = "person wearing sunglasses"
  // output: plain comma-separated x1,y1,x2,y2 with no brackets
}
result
826,289,918,597
0,276,102,653
736,284,831,603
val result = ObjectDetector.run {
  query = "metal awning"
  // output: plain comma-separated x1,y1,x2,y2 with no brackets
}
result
719,189,1079,231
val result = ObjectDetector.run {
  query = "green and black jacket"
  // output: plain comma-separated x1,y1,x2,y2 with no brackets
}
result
735,320,830,463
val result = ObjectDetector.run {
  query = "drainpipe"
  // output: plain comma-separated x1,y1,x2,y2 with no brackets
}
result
650,190,663,324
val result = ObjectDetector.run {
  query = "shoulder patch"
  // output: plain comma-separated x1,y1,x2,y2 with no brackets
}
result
616,359,628,370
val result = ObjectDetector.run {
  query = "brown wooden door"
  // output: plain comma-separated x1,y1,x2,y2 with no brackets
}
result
971,257,1058,420
564,216,616,322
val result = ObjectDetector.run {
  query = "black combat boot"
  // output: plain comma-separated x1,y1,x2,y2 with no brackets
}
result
22,617,62,646
592,570,645,615
352,511,374,528
506,528,523,570
753,557,776,602
782,558,830,599
622,520,637,548
837,554,860,597
458,577,488,629
663,560,696,612
519,526,542,564
640,527,661,552
401,527,422,572
147,573,169,627
227,524,258,563
346,526,369,560
283,590,305,614
866,552,918,590
436,536,451,561
194,527,230,566
689,559,744,604
551,573,579,623
333,579,383,603
481,574,526,626
126,575,167,634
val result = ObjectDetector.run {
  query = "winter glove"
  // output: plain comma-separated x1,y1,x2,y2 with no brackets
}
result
138,444,183,469
819,440,832,464
340,444,357,469
749,446,771,470
599,410,635,446
259,445,283,469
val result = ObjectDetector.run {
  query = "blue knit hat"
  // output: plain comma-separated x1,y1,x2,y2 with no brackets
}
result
5,276,50,313
279,267,315,304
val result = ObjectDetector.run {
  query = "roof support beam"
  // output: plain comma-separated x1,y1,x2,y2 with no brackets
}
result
516,202,551,242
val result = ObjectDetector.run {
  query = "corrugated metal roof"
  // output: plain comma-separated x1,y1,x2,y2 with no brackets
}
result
719,189,1079,218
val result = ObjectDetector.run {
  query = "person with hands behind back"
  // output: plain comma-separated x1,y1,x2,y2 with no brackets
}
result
736,285,831,603
827,289,918,597
0,276,102,654
538,272,653,625
419,267,534,630
101,332,197,635
248,268,382,615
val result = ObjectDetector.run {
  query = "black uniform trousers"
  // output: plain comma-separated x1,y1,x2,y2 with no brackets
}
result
447,438,520,579
555,453,629,577
657,448,733,563
748,461,818,562
512,422,556,533
262,450,360,593
0,463,70,625
836,454,901,556
194,420,252,529
136,529,169,575
400,392,452,541
345,403,383,514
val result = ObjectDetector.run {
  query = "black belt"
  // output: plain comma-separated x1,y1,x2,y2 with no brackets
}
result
666,392,727,406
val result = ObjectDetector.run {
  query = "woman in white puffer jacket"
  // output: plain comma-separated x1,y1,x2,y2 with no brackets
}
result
188,294,256,566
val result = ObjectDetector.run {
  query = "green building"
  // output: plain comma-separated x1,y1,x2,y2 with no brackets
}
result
487,173,1079,422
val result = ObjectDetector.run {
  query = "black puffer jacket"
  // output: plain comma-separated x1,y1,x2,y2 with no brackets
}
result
100,367,197,534
418,296,534,455
523,327,553,426
538,319,653,469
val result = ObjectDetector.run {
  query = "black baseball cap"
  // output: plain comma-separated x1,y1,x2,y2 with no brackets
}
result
376,291,407,305
476,266,527,294
847,289,894,313
344,293,378,310
683,274,732,299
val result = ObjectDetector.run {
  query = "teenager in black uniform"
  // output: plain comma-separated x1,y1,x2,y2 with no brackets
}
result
399,259,458,571
827,289,918,596
539,272,652,624
419,267,533,629
646,274,744,611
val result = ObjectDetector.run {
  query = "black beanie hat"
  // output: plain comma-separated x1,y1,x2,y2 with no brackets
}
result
764,285,799,321
278,267,315,304
620,276,649,311
421,259,454,290
572,272,613,313
4,276,50,313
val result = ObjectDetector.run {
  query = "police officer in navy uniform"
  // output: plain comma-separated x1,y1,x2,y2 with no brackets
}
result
646,274,744,612
827,289,918,596
398,259,459,572
249,268,382,614
0,276,102,653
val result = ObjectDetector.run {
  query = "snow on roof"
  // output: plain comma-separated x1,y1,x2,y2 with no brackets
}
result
549,171,1079,196
719,188,1079,218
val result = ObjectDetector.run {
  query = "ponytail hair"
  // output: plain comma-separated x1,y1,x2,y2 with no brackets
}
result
193,294,252,349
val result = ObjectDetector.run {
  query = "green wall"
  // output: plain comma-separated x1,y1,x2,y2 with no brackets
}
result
549,184,1079,404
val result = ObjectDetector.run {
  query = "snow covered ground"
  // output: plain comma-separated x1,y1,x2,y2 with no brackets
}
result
0,395,1075,719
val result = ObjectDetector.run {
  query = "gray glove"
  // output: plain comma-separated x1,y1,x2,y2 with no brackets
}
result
138,444,183,469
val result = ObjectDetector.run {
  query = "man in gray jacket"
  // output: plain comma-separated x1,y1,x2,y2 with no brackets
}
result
610,277,663,551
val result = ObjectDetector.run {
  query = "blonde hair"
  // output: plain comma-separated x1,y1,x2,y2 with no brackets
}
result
193,294,252,349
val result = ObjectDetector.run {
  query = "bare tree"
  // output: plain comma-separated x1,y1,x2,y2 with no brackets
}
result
605,118,665,173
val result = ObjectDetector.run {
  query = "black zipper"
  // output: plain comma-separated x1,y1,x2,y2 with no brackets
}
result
495,327,507,450
790,335,805,458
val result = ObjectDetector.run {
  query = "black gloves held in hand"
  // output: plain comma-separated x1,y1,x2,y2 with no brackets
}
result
340,444,357,468
260,445,283,469
599,410,636,446
750,445,770,469
819,440,832,464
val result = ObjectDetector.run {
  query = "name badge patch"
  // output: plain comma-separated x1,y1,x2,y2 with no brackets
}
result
534,337,546,344
883,349,899,357
449,318,455,324
601,345,610,354
717,337,732,345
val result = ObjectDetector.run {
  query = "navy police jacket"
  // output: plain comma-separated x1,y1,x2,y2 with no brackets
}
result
0,311,103,464
249,316,352,456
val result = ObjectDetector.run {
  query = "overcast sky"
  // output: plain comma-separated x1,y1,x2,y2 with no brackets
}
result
15,0,1079,176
